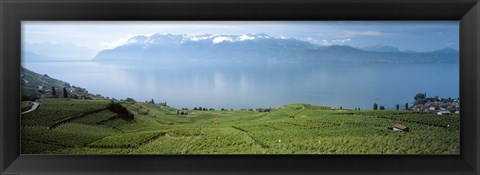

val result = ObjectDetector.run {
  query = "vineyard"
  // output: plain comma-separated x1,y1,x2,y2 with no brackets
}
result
21,100,460,154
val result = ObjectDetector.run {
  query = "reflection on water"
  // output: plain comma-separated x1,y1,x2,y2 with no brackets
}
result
22,61,459,110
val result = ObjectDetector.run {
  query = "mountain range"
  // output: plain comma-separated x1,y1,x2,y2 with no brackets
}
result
93,33,458,64
361,44,402,53
23,33,458,64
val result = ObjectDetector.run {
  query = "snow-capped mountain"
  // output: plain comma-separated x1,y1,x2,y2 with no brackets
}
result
93,33,459,64
120,33,275,47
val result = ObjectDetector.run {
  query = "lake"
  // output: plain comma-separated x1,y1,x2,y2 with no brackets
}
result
22,61,459,110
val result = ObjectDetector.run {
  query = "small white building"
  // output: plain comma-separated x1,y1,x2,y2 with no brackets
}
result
393,124,409,132
437,110,451,115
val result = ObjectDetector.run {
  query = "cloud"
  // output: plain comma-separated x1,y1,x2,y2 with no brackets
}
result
239,34,255,41
212,36,234,44
316,30,382,38
332,38,351,43
307,37,352,45
343,30,382,37
321,39,330,45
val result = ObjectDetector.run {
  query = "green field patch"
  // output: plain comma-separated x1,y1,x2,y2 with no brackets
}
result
125,103,191,125
88,131,163,148
132,135,198,154
22,139,66,154
99,118,130,129
22,123,117,152
21,99,110,127
52,147,134,154
167,127,202,136
71,109,117,125
21,101,33,112
377,114,459,129
184,128,266,154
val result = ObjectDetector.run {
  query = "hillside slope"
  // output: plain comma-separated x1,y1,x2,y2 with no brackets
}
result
21,67,103,100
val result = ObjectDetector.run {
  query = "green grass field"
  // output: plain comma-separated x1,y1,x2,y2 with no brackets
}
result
21,99,460,154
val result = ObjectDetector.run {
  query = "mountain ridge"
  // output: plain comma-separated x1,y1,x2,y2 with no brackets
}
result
93,33,459,64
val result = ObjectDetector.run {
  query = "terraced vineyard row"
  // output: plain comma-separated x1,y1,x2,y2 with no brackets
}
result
377,115,459,129
22,99,110,127
71,109,117,125
88,131,163,148
22,123,119,153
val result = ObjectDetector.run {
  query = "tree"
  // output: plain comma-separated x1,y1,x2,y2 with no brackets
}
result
51,87,57,97
405,103,409,110
373,103,378,110
396,104,400,110
176,110,180,115
194,107,198,110
125,98,136,103
339,106,342,110
63,87,68,98
150,99,155,104
379,106,385,110
414,93,426,105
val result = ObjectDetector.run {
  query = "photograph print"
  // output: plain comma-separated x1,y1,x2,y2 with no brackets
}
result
20,21,459,154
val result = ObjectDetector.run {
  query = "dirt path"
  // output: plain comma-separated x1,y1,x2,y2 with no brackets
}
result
21,102,39,115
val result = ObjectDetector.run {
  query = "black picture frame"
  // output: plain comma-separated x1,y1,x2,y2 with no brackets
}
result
1,0,479,174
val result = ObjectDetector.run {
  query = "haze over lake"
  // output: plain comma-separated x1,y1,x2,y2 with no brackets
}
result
22,61,458,110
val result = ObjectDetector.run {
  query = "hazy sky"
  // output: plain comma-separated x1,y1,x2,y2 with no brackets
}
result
22,21,458,52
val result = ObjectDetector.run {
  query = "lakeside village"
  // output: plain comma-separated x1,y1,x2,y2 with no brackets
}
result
364,93,459,115
409,93,460,115
29,81,459,116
